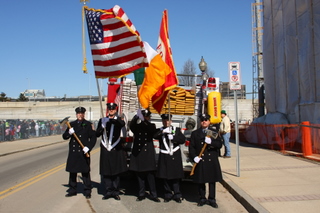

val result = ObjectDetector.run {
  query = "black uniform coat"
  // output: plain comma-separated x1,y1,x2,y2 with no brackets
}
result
189,127,223,183
96,116,128,176
129,116,157,172
154,126,185,179
62,119,96,173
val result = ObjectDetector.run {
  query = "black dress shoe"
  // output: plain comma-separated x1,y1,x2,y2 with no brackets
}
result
209,201,218,208
150,197,161,202
197,200,207,206
208,201,218,208
85,194,91,199
113,195,121,200
173,198,182,203
136,196,145,201
102,195,111,200
163,198,171,203
65,193,77,197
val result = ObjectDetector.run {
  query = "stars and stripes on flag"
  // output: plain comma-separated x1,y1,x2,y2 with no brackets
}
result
84,5,148,78
114,84,122,113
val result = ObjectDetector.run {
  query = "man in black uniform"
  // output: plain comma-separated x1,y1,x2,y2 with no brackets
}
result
62,106,96,199
96,103,127,201
129,109,160,202
154,114,185,203
189,113,223,208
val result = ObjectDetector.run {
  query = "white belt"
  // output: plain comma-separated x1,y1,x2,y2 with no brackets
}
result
160,146,180,155
160,134,180,155
102,137,121,151
101,124,121,151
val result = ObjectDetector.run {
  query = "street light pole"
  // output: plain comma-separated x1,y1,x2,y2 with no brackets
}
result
199,56,208,114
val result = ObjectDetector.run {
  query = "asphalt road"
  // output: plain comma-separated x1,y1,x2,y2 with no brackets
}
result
0,141,248,213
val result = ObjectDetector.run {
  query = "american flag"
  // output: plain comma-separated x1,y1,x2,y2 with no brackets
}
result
85,5,148,78
114,84,122,114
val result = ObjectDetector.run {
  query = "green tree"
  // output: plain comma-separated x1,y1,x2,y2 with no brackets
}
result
0,92,7,102
18,93,28,102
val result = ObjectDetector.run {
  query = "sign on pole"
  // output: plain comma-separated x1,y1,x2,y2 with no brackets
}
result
229,62,241,90
228,61,241,177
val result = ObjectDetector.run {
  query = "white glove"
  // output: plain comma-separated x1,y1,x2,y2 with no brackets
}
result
167,134,174,140
163,127,171,134
102,117,109,128
68,127,75,135
194,156,202,163
205,137,212,144
137,109,144,121
83,146,89,154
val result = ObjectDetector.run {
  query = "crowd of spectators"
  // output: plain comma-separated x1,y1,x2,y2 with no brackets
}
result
0,119,68,142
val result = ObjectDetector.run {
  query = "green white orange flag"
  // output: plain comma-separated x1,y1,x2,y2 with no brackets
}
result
138,42,172,109
152,9,178,113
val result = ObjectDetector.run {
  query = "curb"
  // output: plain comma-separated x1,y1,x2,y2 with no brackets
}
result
0,140,65,157
221,174,269,213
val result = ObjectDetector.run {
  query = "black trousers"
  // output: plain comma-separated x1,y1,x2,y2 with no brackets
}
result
68,172,92,196
198,182,216,202
163,179,182,199
136,171,157,198
103,175,120,196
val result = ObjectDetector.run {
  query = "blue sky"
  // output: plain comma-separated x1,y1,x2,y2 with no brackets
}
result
1,0,254,98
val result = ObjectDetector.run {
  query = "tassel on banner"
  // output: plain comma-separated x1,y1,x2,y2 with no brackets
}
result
82,58,88,74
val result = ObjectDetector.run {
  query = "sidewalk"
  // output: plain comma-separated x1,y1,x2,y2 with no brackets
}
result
0,135,64,157
220,141,320,213
1,136,320,213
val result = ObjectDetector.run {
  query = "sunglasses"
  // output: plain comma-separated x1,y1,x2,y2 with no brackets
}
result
200,119,209,122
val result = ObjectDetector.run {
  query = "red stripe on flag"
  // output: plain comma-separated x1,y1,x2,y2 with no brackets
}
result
93,52,146,66
91,40,144,55
95,64,143,78
101,32,137,43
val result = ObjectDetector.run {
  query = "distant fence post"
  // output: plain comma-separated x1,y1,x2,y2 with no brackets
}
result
301,121,312,156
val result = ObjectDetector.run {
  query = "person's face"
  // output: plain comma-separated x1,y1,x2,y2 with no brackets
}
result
200,118,210,129
221,114,226,118
108,108,117,117
76,112,85,121
144,115,151,121
162,119,172,127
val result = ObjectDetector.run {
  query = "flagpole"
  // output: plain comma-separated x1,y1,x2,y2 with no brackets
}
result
96,78,105,118
80,0,89,4
81,0,90,74
167,91,173,155
118,77,124,115
81,0,104,118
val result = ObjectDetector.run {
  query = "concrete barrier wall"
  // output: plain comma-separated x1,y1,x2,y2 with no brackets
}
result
0,99,254,122
222,99,253,123
0,101,103,121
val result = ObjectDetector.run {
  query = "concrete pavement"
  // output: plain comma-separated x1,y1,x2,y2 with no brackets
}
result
220,141,320,213
1,136,320,213
0,135,65,157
